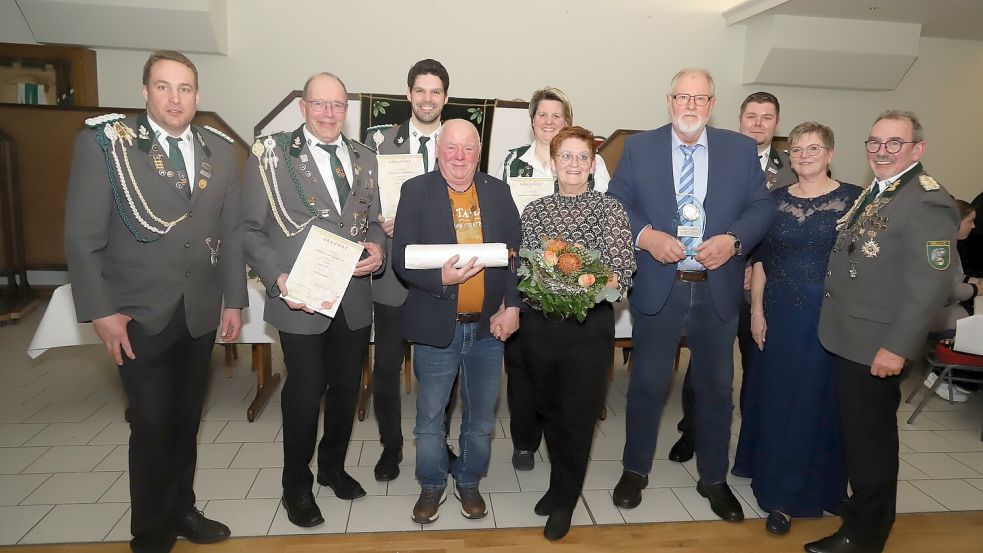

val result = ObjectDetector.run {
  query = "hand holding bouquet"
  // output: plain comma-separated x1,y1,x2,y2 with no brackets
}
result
517,237,620,322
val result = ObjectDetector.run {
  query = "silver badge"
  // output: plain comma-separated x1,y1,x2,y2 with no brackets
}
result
205,237,221,266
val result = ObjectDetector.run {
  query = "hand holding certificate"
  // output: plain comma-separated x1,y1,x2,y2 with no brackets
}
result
282,226,364,318
508,176,553,214
377,153,425,219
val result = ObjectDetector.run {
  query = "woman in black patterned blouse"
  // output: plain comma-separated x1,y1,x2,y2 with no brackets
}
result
518,126,635,540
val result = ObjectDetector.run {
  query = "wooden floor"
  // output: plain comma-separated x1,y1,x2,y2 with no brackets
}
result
4,512,982,553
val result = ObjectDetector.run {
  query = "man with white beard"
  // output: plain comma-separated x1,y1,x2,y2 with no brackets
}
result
607,68,775,521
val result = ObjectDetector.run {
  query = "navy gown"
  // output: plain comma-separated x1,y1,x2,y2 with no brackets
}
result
733,183,860,517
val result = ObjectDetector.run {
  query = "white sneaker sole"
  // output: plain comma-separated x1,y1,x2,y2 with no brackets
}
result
454,488,487,519
412,490,447,524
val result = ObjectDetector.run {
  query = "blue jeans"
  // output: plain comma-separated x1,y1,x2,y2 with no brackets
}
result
623,279,737,484
414,322,503,489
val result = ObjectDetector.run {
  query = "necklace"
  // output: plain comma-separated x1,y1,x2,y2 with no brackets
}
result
448,181,478,213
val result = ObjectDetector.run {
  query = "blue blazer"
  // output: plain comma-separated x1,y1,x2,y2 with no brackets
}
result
607,124,776,321
393,170,522,348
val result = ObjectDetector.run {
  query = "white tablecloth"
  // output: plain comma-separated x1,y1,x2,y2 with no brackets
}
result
27,282,278,359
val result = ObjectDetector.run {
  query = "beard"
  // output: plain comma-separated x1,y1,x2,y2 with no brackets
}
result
674,113,706,136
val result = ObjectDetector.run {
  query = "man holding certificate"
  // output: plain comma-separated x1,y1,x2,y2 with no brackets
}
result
242,72,385,528
363,59,449,482
606,68,775,521
393,119,521,524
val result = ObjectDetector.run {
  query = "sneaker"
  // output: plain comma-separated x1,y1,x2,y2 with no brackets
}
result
925,372,969,402
411,487,446,524
454,484,487,519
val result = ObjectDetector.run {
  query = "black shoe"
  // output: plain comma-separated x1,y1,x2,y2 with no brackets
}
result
766,510,791,535
534,491,558,516
280,493,324,528
173,508,231,544
374,447,402,482
696,481,744,522
447,443,458,462
316,469,366,500
804,533,870,553
612,471,648,509
544,510,573,541
512,449,535,471
668,436,694,463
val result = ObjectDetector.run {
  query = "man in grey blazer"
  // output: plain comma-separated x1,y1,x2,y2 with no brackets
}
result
669,91,796,463
64,50,246,553
243,72,385,529
806,111,958,553
362,59,449,481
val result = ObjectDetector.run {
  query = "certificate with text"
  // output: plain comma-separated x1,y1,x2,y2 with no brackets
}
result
377,153,425,219
508,176,553,214
283,226,364,318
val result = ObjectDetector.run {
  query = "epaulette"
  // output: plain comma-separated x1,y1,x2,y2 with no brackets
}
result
203,125,234,144
348,137,373,150
85,113,126,128
919,174,941,191
364,123,395,133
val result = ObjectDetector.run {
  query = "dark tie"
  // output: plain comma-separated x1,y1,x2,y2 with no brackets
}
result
418,136,430,172
318,144,351,210
166,136,190,197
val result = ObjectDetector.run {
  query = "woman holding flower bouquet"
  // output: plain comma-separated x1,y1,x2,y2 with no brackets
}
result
517,125,635,540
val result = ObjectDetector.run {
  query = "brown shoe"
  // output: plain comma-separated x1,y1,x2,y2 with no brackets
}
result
454,484,487,519
411,487,447,524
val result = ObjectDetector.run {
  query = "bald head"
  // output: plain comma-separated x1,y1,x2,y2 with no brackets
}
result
437,119,481,189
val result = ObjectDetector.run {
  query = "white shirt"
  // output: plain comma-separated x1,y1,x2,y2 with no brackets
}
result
758,146,772,172
409,121,440,172
872,162,919,196
304,126,353,212
146,116,195,196
671,128,709,271
499,143,611,193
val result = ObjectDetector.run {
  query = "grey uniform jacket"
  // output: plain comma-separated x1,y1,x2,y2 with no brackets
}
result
64,112,247,338
364,121,413,307
765,147,797,190
243,125,384,334
819,163,959,365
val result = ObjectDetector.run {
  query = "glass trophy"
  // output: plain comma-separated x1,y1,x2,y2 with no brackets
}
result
676,194,706,257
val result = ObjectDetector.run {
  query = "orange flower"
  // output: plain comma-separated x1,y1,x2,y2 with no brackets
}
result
578,273,596,287
543,250,558,266
557,253,582,275
545,239,569,253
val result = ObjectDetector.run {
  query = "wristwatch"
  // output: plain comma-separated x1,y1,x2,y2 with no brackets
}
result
726,232,742,256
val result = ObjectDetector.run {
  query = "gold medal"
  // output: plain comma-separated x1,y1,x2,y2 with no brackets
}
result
198,179,207,190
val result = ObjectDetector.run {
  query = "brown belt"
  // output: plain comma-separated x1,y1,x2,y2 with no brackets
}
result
456,312,481,323
676,270,707,282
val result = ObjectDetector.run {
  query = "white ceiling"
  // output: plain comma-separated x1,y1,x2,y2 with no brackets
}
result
726,0,983,41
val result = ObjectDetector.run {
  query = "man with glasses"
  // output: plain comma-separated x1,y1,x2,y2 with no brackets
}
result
809,111,958,553
242,72,385,528
362,59,450,482
607,68,775,520
669,91,795,465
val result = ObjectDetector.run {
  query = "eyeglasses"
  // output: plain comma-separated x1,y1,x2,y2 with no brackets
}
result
789,144,829,158
864,139,916,154
670,94,713,107
556,151,592,165
304,99,348,113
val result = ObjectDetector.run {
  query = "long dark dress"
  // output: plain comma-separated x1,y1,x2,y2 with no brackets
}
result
733,183,860,517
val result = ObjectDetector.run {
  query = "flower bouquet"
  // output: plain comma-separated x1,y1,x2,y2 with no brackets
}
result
517,237,620,322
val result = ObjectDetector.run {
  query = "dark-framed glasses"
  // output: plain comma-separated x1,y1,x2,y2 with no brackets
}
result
670,93,713,107
864,139,915,154
556,151,592,165
789,144,829,158
304,99,348,113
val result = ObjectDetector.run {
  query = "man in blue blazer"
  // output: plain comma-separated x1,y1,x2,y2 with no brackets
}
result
393,119,521,524
607,69,776,521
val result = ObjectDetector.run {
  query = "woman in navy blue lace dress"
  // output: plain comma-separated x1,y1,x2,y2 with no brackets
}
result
733,122,860,535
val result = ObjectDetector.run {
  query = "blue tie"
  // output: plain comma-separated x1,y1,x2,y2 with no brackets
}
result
677,144,698,253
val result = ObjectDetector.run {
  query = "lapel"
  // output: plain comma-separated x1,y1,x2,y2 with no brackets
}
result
704,127,724,224
135,112,191,204
765,147,784,189
340,135,372,220
474,173,492,239
188,127,212,210
432,172,456,238
653,126,677,226
288,125,339,223
391,121,410,152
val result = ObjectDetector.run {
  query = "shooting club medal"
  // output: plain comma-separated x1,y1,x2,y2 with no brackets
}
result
676,194,706,257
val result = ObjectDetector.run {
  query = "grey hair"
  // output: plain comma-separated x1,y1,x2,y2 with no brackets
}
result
874,110,924,142
669,68,715,96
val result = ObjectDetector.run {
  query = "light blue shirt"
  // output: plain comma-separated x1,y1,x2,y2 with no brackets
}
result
671,129,709,270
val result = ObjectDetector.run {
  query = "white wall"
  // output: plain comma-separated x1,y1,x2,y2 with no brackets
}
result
8,0,983,200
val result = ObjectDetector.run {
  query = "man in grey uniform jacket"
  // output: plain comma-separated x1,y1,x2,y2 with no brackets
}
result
806,110,959,553
362,59,448,481
243,72,385,529
64,50,246,553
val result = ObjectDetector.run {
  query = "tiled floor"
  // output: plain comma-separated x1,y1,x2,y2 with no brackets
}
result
1,302,982,545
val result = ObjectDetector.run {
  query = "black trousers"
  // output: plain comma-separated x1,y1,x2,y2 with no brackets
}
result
118,301,214,552
279,306,370,498
836,355,901,551
506,333,542,452
520,305,613,512
676,296,754,442
372,302,405,449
